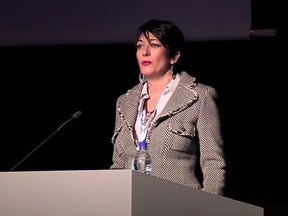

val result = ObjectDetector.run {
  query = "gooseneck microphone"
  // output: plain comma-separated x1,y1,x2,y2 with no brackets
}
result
9,111,82,172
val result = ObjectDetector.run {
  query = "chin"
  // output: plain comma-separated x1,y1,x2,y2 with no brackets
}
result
140,70,154,77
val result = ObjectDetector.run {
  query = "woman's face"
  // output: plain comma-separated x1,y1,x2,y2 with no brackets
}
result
136,32,172,79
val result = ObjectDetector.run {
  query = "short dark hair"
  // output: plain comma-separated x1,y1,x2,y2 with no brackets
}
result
135,19,185,59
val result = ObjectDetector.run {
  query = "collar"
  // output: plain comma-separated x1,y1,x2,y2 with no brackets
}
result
138,73,180,113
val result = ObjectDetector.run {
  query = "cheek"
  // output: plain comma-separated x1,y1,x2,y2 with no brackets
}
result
136,52,142,63
136,52,140,59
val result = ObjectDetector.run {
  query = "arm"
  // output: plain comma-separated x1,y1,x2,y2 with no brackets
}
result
197,86,226,195
110,97,126,169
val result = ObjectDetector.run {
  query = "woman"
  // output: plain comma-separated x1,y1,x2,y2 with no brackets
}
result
110,19,226,195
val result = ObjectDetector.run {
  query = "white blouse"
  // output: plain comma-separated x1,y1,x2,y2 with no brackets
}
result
135,73,180,143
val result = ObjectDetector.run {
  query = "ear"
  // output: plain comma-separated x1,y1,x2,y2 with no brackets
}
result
170,51,181,64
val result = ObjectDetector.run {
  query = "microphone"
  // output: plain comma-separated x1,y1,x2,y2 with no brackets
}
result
9,111,82,172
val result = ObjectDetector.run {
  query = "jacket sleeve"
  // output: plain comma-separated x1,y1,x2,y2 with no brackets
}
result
197,86,226,195
110,96,126,170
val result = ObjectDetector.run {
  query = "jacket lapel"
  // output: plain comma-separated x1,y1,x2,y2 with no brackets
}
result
154,71,199,123
118,71,199,129
118,83,142,129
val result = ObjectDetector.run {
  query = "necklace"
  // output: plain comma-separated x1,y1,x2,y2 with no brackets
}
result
145,109,155,123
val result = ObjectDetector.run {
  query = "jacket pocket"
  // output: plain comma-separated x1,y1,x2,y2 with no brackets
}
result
168,120,196,138
168,121,196,152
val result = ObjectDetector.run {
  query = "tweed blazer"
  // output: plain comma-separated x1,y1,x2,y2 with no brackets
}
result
110,71,226,195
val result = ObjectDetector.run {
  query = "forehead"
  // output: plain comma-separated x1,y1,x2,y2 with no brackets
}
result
138,32,158,41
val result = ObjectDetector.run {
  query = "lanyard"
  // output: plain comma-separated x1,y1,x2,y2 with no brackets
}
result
138,105,156,142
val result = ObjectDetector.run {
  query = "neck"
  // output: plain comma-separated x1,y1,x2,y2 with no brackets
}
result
147,71,173,94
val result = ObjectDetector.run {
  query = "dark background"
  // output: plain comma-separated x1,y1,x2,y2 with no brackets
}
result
0,0,251,45
0,1,286,216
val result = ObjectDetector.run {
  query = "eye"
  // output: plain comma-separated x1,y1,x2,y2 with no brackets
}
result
136,43,143,49
150,43,160,48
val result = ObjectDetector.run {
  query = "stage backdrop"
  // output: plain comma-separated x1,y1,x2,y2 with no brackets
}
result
0,0,251,46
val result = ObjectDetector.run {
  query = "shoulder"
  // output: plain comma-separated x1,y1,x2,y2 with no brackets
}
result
116,82,143,103
179,71,218,98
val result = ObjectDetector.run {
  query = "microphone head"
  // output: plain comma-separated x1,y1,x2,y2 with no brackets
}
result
72,111,82,120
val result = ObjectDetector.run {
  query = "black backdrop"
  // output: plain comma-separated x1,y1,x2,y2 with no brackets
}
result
1,37,287,216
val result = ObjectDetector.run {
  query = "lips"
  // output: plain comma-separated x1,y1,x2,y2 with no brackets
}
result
142,61,151,66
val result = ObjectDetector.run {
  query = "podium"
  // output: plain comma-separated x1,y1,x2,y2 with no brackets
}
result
0,170,263,216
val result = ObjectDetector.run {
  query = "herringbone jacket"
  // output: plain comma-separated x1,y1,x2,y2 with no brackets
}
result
110,71,226,195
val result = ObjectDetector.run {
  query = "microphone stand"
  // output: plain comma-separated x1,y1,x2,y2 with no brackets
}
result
9,111,82,172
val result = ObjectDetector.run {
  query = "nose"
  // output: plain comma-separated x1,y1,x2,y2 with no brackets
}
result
142,46,150,56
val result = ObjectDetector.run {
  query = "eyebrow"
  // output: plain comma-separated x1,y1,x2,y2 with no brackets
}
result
137,38,158,43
